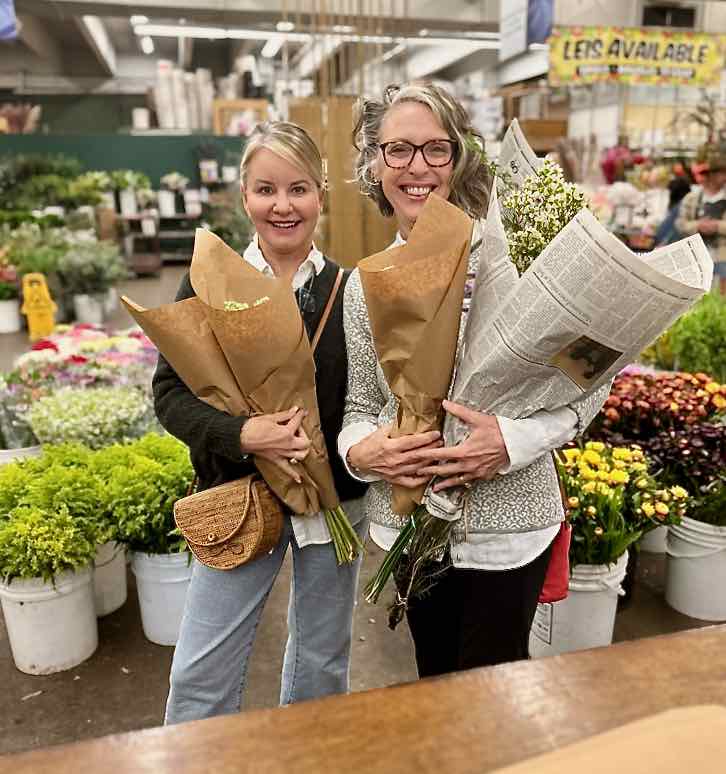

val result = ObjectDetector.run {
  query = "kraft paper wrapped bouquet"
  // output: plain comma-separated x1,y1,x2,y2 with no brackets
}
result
122,229,362,564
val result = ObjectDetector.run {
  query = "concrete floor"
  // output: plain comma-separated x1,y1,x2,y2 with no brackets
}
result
0,266,711,756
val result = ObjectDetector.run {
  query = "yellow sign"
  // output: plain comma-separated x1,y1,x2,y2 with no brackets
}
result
548,26,726,87
21,273,57,341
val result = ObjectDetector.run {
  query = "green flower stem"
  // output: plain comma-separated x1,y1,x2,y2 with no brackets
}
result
364,517,415,603
324,506,364,566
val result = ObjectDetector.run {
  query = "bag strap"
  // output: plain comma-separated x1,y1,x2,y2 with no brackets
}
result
310,267,344,353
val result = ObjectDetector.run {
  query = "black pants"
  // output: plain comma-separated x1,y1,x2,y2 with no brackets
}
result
394,542,553,679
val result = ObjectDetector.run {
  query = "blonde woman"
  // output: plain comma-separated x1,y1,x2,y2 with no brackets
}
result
339,83,609,678
155,122,367,723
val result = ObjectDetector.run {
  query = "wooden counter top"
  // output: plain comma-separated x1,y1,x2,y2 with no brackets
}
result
2,625,725,774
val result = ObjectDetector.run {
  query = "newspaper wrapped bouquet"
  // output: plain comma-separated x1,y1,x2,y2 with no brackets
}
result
122,229,363,564
367,120,715,624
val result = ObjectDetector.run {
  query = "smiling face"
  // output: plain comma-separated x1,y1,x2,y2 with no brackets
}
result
376,101,454,238
241,147,323,260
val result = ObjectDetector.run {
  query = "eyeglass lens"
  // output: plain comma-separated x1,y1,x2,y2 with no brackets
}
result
383,140,454,168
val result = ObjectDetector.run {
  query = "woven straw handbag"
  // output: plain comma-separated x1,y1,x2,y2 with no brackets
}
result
174,475,284,569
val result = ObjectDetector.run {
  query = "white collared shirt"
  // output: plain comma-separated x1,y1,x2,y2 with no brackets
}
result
242,236,365,548
243,234,326,290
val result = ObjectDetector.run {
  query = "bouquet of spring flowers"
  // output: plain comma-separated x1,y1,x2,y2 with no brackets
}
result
558,441,688,566
366,119,713,625
122,229,362,564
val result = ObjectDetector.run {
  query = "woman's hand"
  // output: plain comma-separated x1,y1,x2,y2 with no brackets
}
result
240,407,311,483
418,400,510,491
347,424,442,489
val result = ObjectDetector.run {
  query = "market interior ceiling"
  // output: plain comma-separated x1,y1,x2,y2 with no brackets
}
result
5,0,500,94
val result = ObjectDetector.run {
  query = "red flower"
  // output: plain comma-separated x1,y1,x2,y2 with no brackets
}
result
31,340,59,352
66,355,88,365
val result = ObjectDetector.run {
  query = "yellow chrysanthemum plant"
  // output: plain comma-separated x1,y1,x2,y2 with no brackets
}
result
557,442,689,566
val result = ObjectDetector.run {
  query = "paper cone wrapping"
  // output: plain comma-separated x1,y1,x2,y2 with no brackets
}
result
358,195,473,514
122,228,339,515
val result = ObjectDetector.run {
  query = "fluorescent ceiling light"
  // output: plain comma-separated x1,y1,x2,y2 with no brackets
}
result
261,38,283,58
130,15,149,26
381,43,406,62
132,23,499,49
332,25,355,33
140,35,154,54
276,21,295,32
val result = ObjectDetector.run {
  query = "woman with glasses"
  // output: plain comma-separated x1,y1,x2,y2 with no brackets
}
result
338,83,609,678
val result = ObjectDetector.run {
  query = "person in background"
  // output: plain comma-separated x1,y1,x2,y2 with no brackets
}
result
340,82,610,679
676,148,726,293
654,167,692,247
155,122,367,725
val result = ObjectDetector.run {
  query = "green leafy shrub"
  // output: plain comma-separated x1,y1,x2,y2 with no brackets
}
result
101,434,193,554
668,293,726,383
0,505,96,583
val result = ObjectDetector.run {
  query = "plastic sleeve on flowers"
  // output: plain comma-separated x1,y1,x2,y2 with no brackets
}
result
497,406,578,475
337,421,382,483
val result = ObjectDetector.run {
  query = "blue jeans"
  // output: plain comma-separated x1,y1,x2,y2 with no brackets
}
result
164,508,367,725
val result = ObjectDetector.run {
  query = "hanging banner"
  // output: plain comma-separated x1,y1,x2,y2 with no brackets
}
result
0,0,17,41
548,26,726,87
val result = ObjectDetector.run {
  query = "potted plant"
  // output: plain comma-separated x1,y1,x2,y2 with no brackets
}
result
159,171,189,217
530,442,688,657
110,170,151,217
0,376,41,464
104,433,194,645
648,421,726,620
0,501,98,674
56,241,129,324
0,256,21,333
16,442,128,617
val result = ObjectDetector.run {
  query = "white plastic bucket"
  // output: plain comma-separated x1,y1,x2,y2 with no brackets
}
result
639,524,668,553
0,445,41,467
0,567,98,674
130,551,192,646
132,107,151,130
93,541,127,617
530,551,628,657
665,516,726,621
73,293,106,325
0,299,21,334
157,190,177,218
119,188,138,217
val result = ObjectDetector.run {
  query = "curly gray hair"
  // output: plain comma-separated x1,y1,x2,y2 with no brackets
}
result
352,82,491,219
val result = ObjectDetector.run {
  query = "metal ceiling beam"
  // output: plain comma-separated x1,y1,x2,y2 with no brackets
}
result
15,0,497,36
15,13,63,62
76,15,117,76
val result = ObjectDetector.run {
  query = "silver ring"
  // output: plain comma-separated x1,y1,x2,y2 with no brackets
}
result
289,457,298,465
458,474,466,483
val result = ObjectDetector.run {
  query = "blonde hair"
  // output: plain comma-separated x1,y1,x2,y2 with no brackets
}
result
240,121,326,191
352,83,491,219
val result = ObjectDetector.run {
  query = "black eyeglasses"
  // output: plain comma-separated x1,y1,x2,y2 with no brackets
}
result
379,139,457,169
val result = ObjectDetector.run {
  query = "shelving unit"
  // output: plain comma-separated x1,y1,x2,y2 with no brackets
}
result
120,212,202,275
